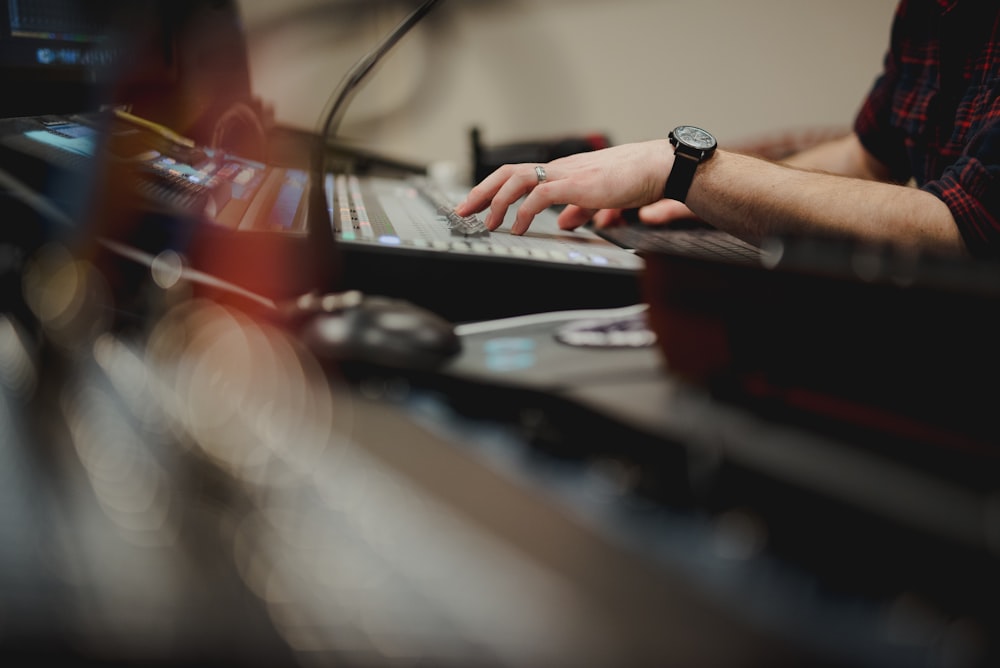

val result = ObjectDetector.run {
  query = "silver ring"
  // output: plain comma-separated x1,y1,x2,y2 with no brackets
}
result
534,165,547,183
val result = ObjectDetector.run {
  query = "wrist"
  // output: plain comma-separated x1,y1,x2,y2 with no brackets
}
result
663,126,717,203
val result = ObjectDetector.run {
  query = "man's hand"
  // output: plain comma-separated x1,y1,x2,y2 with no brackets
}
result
455,139,676,235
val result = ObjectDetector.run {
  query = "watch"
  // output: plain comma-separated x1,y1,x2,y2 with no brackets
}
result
663,125,717,203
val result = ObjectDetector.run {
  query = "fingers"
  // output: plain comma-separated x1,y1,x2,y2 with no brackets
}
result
592,208,624,228
489,167,546,231
455,163,552,232
458,166,630,235
638,199,697,224
457,140,676,233
556,205,597,231
454,164,515,217
557,207,632,231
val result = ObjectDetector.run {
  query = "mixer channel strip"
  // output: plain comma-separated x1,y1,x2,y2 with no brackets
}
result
332,173,375,240
327,173,643,273
332,173,488,239
410,176,490,237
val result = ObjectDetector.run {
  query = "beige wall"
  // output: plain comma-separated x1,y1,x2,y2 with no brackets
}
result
240,0,899,183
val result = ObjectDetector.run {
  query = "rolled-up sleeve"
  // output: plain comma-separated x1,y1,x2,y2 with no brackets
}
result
923,119,1000,257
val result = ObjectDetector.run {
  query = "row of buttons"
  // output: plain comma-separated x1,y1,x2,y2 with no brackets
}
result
353,235,620,267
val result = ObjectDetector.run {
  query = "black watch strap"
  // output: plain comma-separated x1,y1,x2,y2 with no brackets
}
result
662,151,700,203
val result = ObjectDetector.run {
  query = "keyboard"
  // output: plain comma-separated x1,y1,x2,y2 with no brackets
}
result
329,173,645,274
598,224,765,264
325,173,645,320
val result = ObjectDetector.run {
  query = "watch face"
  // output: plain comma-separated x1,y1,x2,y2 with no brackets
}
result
674,125,716,150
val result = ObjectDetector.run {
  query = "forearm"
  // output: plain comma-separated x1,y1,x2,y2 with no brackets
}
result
780,133,890,181
688,150,966,254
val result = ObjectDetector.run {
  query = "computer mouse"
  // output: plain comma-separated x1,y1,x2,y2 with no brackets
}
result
284,290,461,370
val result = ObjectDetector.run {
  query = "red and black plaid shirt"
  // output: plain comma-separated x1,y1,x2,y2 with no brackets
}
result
854,0,1000,257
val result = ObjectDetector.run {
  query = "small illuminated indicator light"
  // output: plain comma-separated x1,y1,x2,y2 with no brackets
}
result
378,235,401,245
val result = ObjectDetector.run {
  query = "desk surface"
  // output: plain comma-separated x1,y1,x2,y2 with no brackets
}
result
389,305,1000,668
1,292,998,667
0,312,801,667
